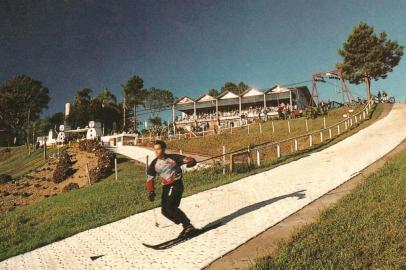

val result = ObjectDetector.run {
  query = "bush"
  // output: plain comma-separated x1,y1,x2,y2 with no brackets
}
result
0,174,12,184
62,182,79,192
78,140,99,152
79,140,115,183
0,148,11,159
52,151,73,183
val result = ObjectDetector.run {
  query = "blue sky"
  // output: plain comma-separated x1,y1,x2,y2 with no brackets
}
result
1,0,405,122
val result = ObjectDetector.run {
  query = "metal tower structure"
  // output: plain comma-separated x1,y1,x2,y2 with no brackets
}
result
310,69,355,107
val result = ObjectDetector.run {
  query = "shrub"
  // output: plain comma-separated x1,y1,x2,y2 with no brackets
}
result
0,174,12,184
52,151,73,183
79,140,115,183
62,182,79,192
0,148,11,161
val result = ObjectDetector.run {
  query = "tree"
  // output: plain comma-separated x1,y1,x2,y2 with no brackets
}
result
337,22,404,99
69,88,92,128
122,75,146,132
49,112,64,130
33,117,52,137
208,88,220,97
237,82,250,95
143,88,175,112
149,116,162,127
220,82,237,94
90,88,120,134
220,81,250,95
0,75,50,146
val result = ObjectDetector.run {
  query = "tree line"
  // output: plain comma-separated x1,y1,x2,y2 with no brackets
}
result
0,74,176,147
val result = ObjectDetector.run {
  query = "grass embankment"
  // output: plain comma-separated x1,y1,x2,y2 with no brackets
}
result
0,147,57,179
168,105,363,156
0,104,382,261
253,143,406,270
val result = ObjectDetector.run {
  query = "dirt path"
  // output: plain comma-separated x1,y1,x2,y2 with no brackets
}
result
0,143,97,214
206,103,394,270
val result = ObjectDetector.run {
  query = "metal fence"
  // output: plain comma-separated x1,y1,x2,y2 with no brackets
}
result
193,99,375,173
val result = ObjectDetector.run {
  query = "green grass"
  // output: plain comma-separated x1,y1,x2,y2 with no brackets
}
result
168,105,364,156
0,147,58,179
252,145,406,270
0,104,382,262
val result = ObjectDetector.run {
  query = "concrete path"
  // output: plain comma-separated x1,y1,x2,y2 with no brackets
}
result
107,145,154,164
2,104,406,270
108,145,211,171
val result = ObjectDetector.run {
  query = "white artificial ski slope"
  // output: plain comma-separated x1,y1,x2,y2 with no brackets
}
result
2,104,406,270
107,145,154,164
109,145,210,171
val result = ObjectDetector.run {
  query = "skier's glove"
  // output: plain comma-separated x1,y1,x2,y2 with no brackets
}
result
148,191,156,202
184,157,197,168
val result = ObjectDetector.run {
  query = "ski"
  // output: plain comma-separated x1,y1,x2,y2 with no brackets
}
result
142,222,222,250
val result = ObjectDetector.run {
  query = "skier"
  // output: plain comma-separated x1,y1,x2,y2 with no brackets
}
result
146,140,197,237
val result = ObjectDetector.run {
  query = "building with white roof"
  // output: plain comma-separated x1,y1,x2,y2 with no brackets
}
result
172,85,312,130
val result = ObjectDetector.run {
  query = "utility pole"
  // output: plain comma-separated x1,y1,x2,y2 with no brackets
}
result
123,95,126,131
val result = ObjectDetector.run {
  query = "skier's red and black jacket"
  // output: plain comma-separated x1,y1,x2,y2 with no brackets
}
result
146,154,196,193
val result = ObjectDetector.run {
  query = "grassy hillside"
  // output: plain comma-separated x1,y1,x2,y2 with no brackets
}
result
253,145,406,270
168,105,363,156
0,147,58,179
0,104,382,261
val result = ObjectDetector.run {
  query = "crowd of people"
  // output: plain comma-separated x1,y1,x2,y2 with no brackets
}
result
175,103,303,123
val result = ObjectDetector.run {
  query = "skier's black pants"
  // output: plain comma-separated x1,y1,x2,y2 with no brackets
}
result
161,180,190,226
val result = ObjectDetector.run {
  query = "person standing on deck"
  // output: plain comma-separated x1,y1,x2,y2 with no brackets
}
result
146,140,197,237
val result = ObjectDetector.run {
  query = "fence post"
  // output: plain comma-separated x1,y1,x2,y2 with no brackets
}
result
320,131,323,143
114,158,118,181
145,155,149,178
305,119,308,132
345,121,348,130
337,124,341,135
350,117,353,126
256,149,261,167
329,128,332,139
272,121,275,133
229,154,234,172
259,123,262,134
309,134,313,147
222,146,226,175
294,139,298,151
247,145,251,166
323,117,326,129
276,143,281,158
288,121,291,133
355,115,358,124
86,163,91,185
